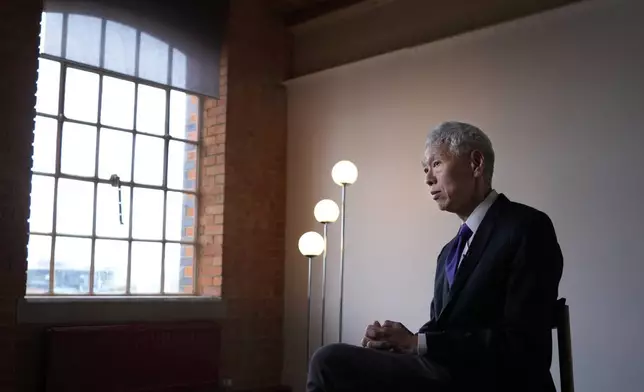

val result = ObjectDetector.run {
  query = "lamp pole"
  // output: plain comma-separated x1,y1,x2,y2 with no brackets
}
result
320,222,328,346
331,160,357,344
313,199,339,347
298,231,324,380
306,255,313,368
338,184,346,343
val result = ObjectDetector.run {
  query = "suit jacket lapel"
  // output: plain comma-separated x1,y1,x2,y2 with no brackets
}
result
438,194,508,320
433,239,455,317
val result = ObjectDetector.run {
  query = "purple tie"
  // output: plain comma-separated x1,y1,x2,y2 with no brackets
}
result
445,223,473,287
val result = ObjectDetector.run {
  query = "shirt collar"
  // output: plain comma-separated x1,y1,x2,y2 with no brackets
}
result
464,189,499,234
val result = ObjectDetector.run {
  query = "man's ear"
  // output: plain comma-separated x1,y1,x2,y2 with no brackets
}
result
470,150,485,178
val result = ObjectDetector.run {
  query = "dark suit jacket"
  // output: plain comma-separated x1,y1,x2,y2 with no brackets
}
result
418,194,563,392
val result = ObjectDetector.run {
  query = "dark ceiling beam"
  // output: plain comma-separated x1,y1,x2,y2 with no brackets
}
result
284,0,367,26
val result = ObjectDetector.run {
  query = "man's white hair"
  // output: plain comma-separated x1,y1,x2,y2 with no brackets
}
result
426,121,495,184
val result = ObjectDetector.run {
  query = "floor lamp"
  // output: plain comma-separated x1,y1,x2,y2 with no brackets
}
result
313,199,340,346
298,231,325,371
331,160,358,343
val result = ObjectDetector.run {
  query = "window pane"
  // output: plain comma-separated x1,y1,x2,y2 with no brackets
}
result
98,128,132,182
101,76,135,129
169,90,199,140
164,243,194,294
60,122,97,177
168,141,197,191
35,58,60,115
29,175,55,233
53,236,91,294
136,84,166,135
66,14,101,67
132,188,163,240
134,135,164,185
56,179,94,235
166,192,195,241
32,116,58,173
65,68,99,123
171,49,187,89
40,12,63,56
94,239,128,294
26,235,52,294
131,241,161,294
104,21,136,76
138,33,169,84
96,184,130,238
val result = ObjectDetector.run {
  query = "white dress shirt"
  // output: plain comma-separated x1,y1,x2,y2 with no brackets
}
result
417,189,499,355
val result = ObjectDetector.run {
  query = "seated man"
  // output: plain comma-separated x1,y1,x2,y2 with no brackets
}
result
307,121,563,392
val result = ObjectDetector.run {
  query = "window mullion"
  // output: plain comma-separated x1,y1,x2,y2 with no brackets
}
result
160,87,171,294
126,85,139,295
89,74,104,295
60,13,68,59
134,30,141,79
48,61,67,295
192,98,204,295
99,18,106,69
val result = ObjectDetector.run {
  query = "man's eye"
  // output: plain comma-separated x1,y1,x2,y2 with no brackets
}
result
432,161,441,168
423,167,429,174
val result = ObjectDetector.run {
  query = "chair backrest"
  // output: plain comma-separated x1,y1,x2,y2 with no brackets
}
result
553,298,574,392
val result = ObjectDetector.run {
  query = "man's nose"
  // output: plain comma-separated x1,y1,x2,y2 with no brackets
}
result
425,171,436,186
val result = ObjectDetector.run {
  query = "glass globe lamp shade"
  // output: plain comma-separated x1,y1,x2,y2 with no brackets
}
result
314,199,340,223
331,160,358,186
298,231,325,257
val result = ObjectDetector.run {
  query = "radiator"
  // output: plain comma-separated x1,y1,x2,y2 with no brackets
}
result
44,321,221,392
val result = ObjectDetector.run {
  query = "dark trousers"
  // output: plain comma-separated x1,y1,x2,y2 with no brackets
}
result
306,343,451,392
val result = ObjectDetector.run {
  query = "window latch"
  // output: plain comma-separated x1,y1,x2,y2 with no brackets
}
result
109,174,124,225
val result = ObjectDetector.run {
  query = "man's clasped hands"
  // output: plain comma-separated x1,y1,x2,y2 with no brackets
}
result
360,320,419,354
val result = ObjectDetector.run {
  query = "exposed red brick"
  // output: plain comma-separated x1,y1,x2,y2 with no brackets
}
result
204,136,218,146
206,144,226,156
204,225,224,235
206,165,225,176
203,244,222,257
207,124,226,136
206,205,224,215
202,265,222,277
201,286,221,297
203,156,217,166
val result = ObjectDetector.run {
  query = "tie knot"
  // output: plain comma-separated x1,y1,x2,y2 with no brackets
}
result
458,223,473,239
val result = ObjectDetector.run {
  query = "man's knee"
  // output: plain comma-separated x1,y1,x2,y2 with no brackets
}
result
310,343,353,373
311,343,351,368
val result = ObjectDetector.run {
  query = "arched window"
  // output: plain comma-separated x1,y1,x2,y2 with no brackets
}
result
25,7,220,296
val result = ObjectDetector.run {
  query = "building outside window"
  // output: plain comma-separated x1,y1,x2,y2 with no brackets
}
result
27,11,202,296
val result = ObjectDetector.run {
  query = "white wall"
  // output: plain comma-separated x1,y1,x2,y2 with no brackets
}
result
283,0,644,390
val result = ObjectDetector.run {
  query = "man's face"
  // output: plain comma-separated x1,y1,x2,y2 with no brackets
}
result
423,144,476,214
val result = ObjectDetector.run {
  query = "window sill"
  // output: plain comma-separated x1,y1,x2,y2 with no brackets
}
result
18,295,225,325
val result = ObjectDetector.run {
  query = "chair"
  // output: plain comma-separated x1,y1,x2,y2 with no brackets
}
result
553,298,575,392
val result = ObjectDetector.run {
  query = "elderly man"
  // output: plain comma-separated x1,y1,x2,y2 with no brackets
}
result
306,121,563,392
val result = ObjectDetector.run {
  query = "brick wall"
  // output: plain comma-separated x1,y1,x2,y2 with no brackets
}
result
0,0,42,390
198,48,227,298
218,0,289,388
1,0,289,390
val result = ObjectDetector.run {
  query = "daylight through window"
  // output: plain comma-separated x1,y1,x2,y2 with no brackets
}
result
27,12,201,296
